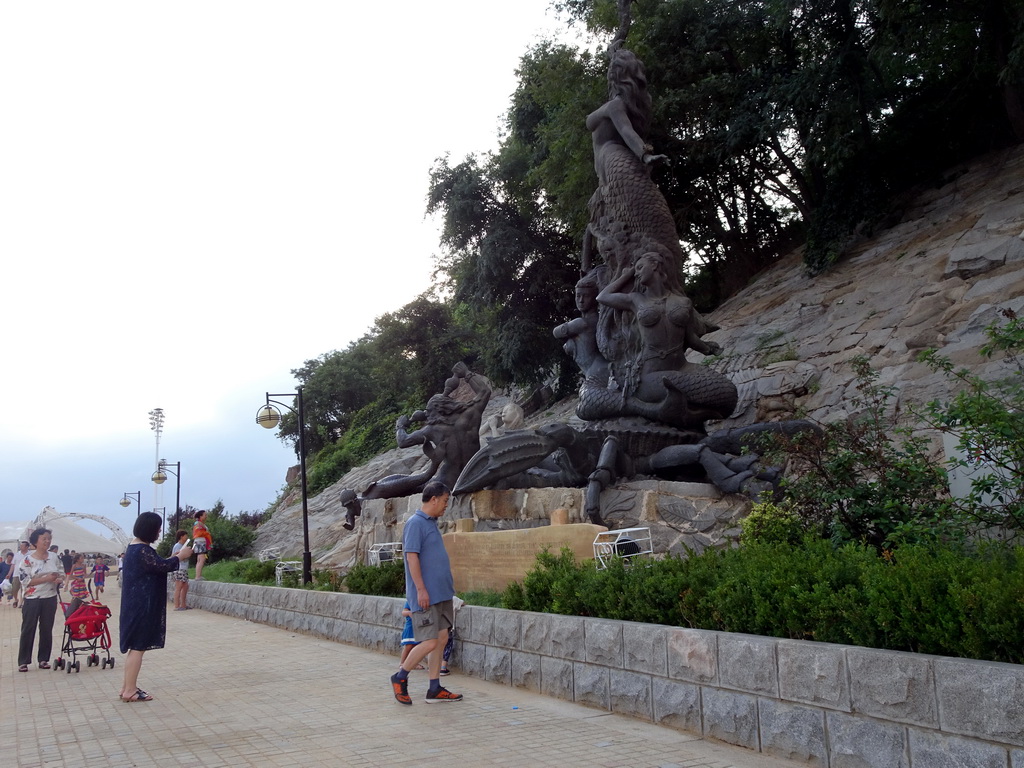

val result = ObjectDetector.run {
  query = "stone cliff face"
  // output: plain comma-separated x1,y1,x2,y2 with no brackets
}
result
252,146,1024,566
703,146,1024,429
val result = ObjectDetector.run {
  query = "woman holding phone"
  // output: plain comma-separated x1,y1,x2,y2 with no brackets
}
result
119,512,192,702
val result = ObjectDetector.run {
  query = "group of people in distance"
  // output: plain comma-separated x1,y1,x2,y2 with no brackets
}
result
2,532,115,672
3,508,213,705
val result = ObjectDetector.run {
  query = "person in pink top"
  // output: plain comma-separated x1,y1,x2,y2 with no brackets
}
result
68,553,91,616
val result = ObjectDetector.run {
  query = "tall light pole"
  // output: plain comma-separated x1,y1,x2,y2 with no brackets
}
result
148,408,165,511
119,491,141,517
256,387,311,585
152,459,181,535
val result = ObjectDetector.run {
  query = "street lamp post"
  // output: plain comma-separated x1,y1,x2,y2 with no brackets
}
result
256,387,311,585
152,459,182,534
119,491,142,517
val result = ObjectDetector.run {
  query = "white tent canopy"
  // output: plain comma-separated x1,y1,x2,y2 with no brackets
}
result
0,507,126,557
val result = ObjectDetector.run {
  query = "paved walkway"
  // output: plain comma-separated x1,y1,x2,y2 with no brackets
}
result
1,581,805,768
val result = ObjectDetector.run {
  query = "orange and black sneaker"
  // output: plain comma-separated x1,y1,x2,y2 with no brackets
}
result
424,686,463,703
390,673,411,705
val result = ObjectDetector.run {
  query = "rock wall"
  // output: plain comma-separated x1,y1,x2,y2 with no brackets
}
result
703,146,1024,428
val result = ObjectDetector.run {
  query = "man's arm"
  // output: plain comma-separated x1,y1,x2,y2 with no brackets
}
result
405,551,430,611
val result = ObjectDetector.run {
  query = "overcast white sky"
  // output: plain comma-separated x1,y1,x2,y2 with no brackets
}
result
0,1,575,540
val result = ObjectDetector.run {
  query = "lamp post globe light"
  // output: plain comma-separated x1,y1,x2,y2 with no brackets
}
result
152,459,182,534
256,387,311,584
119,491,141,516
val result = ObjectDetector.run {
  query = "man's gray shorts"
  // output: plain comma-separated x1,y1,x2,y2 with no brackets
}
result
411,599,454,643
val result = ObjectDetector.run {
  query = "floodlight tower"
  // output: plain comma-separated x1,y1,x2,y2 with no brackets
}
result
148,408,165,511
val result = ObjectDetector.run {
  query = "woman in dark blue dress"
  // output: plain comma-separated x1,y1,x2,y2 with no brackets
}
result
119,512,192,702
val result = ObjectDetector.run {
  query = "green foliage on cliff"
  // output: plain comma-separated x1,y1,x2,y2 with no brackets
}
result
759,356,957,550
758,313,1023,548
917,310,1024,530
272,297,475,494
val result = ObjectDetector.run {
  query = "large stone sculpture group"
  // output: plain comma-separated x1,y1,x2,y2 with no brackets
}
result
339,5,810,528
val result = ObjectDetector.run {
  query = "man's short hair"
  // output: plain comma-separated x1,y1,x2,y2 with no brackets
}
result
421,481,450,503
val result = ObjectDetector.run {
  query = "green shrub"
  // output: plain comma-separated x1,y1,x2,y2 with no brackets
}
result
343,560,405,597
918,309,1024,531
228,558,278,585
459,589,503,607
740,501,805,545
501,540,1024,664
759,357,956,549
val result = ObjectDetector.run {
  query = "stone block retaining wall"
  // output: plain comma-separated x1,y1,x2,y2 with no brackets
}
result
188,580,1024,767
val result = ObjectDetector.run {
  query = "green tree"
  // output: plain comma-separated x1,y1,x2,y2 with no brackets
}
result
277,296,474,457
918,309,1024,530
270,296,481,494
427,154,581,389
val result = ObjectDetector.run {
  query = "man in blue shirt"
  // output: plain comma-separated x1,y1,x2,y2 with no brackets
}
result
390,481,463,705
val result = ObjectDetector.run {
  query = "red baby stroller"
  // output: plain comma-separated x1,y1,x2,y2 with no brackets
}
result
54,600,114,673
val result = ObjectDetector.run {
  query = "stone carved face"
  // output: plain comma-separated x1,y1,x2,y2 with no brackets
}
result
575,284,596,312
635,252,663,285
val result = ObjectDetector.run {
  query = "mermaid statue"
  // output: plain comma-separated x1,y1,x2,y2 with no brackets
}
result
556,11,737,433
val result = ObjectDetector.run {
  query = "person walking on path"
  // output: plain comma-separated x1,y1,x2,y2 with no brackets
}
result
119,512,192,702
170,530,191,611
91,556,110,596
191,510,213,580
389,481,462,705
16,528,64,671
60,549,73,579
0,551,14,603
10,540,30,608
398,601,425,670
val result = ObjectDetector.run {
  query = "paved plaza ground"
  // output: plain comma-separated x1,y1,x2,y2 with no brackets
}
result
1,580,805,767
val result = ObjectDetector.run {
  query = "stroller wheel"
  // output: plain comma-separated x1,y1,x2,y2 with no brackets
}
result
66,662,73,674
91,653,99,665
109,657,115,668
73,660,81,673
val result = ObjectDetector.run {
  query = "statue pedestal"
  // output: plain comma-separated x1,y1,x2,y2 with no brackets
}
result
443,523,607,594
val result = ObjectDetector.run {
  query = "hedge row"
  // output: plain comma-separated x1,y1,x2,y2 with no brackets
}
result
500,540,1024,665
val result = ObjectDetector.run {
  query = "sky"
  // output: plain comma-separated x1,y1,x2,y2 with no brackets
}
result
0,1,576,541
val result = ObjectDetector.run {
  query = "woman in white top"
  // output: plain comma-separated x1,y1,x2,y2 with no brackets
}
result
16,528,64,672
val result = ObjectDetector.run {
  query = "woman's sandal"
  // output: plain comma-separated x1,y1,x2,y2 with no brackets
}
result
18,664,28,672
38,661,51,670
122,689,154,703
